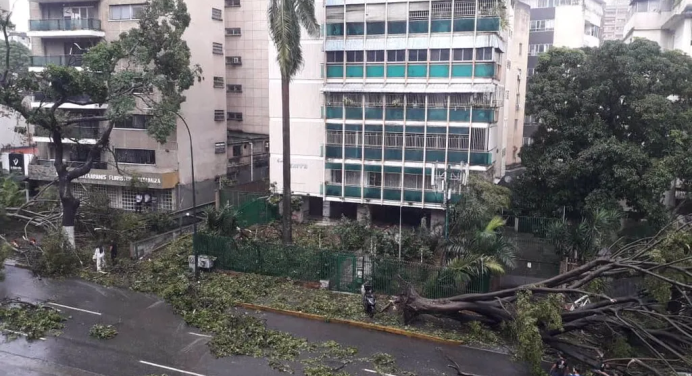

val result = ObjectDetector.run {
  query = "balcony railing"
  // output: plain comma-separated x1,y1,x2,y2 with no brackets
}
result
32,158,108,170
30,55,83,67
34,123,100,139
29,19,102,32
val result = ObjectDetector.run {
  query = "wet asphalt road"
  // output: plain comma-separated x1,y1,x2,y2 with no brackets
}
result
0,264,529,376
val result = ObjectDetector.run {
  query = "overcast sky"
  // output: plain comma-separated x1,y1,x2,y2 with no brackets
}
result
9,0,29,32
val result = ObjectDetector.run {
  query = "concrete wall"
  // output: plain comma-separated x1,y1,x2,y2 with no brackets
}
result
0,109,28,149
505,1,530,167
268,0,325,196
224,0,270,136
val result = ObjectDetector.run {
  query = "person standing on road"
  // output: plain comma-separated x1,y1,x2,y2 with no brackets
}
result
93,245,106,273
549,355,568,376
109,240,118,265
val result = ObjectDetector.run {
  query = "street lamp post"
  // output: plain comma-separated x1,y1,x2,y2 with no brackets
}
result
175,114,198,280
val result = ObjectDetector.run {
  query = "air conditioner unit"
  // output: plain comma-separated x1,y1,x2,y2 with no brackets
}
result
227,56,242,65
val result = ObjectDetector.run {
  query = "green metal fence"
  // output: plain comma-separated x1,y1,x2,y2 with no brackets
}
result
194,233,489,298
217,189,279,227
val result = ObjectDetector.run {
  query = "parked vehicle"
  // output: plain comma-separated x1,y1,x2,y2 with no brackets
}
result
362,284,376,318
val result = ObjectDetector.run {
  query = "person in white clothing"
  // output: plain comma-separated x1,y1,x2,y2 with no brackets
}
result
93,246,106,273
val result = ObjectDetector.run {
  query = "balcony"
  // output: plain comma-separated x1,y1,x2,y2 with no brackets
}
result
30,55,83,72
33,123,101,142
28,19,105,38
31,158,108,170
31,92,106,110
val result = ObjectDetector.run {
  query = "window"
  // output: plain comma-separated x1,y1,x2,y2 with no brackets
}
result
367,50,385,62
110,4,146,21
327,51,344,63
528,44,551,56
329,170,342,184
522,137,534,146
388,21,407,34
344,131,361,146
227,112,243,121
384,133,403,147
226,28,241,36
475,47,493,61
346,22,365,35
212,8,223,21
227,84,242,93
528,68,535,76
226,0,241,7
213,42,224,55
529,19,555,31
403,174,424,189
387,50,406,62
115,149,155,165
514,119,518,129
430,49,450,61
384,173,400,188
367,172,382,187
426,134,446,149
215,142,226,154
114,115,150,130
213,77,224,88
367,22,385,35
227,56,242,65
519,43,523,56
453,48,473,61
232,145,242,156
326,130,342,144
214,110,225,121
408,49,427,62
346,51,364,62
364,132,382,146
405,134,425,148
344,171,361,186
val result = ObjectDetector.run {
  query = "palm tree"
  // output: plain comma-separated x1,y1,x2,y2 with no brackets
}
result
444,216,517,278
546,208,621,262
268,0,319,244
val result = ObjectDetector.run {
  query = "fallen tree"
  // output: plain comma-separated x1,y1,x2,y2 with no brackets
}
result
399,222,692,376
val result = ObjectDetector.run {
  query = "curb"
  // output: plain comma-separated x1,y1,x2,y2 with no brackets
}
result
237,302,463,346
3,259,32,270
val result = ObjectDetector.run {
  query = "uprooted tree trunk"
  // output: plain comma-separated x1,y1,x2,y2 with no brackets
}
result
397,223,692,376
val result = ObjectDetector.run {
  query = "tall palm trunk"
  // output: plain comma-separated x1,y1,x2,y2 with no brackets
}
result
281,75,293,244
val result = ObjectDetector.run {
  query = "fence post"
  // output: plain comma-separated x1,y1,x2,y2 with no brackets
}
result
514,217,519,232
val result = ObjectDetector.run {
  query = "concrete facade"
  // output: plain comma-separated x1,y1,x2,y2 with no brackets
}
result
25,0,231,211
505,0,530,167
603,0,628,40
268,0,529,223
622,0,690,54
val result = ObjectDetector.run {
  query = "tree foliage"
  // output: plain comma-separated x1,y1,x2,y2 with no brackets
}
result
398,222,692,376
0,39,30,74
546,208,621,261
516,40,692,223
0,0,201,239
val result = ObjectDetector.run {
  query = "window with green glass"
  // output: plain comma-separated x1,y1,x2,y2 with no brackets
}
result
387,65,406,77
453,18,474,32
366,65,384,77
326,23,344,36
408,20,428,33
407,64,427,78
387,21,406,34
431,19,451,33
367,21,385,35
346,22,365,35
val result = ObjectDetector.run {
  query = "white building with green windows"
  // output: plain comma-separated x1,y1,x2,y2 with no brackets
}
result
268,0,510,223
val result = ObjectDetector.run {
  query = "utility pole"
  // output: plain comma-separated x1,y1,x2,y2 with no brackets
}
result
444,164,450,240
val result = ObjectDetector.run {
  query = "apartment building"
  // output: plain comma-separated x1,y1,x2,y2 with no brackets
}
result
523,0,605,141
268,0,522,224
622,0,687,52
505,0,529,168
25,0,229,211
603,0,628,40
224,0,270,185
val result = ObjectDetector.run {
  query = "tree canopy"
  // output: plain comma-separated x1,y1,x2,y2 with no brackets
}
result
515,40,692,224
0,39,30,73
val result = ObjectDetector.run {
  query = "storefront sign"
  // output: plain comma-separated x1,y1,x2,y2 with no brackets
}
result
78,173,161,185
276,158,308,170
8,153,25,175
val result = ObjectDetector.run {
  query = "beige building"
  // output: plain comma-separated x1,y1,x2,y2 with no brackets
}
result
603,0,628,40
504,0,530,168
24,0,267,211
